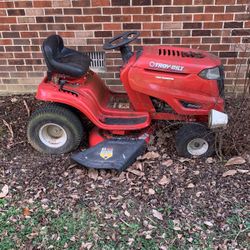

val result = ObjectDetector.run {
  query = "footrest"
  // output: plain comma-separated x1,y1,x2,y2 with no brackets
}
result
71,139,146,171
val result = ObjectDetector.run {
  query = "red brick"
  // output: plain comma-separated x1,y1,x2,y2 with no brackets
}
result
194,0,214,4
112,0,130,6
205,6,224,13
93,16,111,22
29,24,47,30
103,23,122,30
183,22,202,29
173,15,192,21
173,0,192,5
132,0,151,5
224,22,243,28
133,15,151,22
21,32,38,38
153,0,171,4
57,31,75,37
92,0,110,6
222,37,241,43
211,44,230,51
193,14,213,21
123,23,141,30
103,7,121,15
172,30,190,36
184,6,203,13
11,24,28,31
0,25,10,31
85,24,102,30
0,17,16,23
36,16,54,23
143,23,161,29
45,8,63,15
83,8,101,15
2,32,20,38
123,7,141,14
162,37,181,44
8,59,24,65
47,24,66,30
33,1,52,7
152,30,171,36
74,16,93,23
232,29,250,36
0,1,14,8
7,9,25,16
15,1,33,8
0,39,12,45
143,7,162,14
153,15,171,21
87,38,104,45
235,13,250,21
204,22,223,29
214,14,234,21
202,37,221,44
113,16,131,22
55,16,73,23
5,46,22,52
13,39,31,45
192,30,211,36
63,8,82,15
225,5,246,12
215,0,235,4
72,0,90,7
164,7,183,13
66,24,84,30
182,37,201,44
95,31,113,37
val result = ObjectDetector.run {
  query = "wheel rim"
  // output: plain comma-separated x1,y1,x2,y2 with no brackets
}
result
187,138,209,156
38,123,67,148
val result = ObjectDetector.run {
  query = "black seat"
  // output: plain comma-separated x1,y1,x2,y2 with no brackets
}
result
42,35,91,78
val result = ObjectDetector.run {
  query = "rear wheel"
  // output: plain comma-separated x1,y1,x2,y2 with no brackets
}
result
27,104,85,154
175,123,215,158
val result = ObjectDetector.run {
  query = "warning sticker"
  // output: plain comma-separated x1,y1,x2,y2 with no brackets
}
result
100,147,113,160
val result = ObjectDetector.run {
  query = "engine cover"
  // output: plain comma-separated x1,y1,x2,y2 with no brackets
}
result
133,46,221,74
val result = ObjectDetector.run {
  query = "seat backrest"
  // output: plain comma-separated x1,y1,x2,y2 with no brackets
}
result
42,35,64,72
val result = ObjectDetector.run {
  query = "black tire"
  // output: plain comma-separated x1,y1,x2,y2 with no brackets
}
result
175,123,215,158
27,104,85,154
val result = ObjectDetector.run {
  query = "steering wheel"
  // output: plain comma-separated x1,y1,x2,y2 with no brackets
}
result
103,31,140,50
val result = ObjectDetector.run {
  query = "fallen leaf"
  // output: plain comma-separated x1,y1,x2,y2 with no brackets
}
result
140,151,160,160
178,157,191,163
187,183,195,188
23,207,31,217
237,169,249,174
206,157,214,164
127,169,144,177
0,184,9,198
124,210,130,217
204,221,213,227
148,188,155,195
152,209,163,220
88,169,98,180
173,226,181,231
158,175,170,186
80,242,93,250
162,159,173,167
225,156,246,166
222,169,237,177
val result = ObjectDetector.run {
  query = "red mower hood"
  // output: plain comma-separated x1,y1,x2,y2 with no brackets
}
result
133,46,221,74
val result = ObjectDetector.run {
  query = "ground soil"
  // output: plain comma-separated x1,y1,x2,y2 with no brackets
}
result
0,94,249,249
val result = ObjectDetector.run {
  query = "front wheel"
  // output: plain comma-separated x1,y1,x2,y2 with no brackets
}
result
27,104,85,154
175,123,215,158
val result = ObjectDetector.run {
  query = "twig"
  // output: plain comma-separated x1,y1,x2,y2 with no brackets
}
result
2,119,14,142
23,100,30,117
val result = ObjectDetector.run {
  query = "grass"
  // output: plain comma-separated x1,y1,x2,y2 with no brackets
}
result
0,198,249,250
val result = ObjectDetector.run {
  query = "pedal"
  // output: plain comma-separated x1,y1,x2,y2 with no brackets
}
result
71,139,146,171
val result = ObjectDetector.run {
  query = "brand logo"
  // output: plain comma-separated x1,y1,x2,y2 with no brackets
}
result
149,61,184,71
100,147,113,160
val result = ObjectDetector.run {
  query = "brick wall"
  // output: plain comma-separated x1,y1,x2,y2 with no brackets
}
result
0,0,249,94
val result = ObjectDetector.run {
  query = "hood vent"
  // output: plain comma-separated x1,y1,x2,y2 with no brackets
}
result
158,49,204,58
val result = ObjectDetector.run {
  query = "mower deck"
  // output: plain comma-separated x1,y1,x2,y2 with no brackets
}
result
71,138,146,171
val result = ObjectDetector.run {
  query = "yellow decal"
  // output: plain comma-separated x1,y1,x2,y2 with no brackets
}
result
100,147,113,160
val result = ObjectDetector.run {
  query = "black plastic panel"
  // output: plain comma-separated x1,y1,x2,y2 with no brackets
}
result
104,116,147,125
71,139,146,171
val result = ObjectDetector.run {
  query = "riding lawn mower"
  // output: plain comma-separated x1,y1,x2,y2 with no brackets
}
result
27,31,228,171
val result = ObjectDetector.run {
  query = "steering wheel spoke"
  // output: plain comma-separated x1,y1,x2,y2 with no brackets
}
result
103,31,140,50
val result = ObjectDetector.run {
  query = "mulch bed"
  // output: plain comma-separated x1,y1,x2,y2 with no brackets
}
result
0,94,249,248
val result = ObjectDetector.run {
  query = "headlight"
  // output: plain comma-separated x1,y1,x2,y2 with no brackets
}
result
199,67,220,80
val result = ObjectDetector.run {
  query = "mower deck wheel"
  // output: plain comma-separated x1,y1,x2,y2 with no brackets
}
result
27,103,85,154
175,123,215,158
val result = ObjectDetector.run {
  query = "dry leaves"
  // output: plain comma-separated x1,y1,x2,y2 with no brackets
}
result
148,188,155,195
88,169,98,180
23,207,31,217
152,209,163,220
161,159,173,167
225,156,246,166
222,169,237,177
140,151,160,160
158,175,170,185
0,184,9,198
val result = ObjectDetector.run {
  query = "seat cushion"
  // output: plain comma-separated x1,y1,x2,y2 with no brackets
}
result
42,35,91,77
